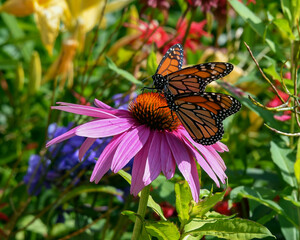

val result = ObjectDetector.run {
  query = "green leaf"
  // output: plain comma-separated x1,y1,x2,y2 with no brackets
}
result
175,182,192,226
185,218,275,240
17,215,47,236
230,186,298,227
118,169,132,184
190,190,226,218
118,171,167,220
122,210,138,223
145,221,180,240
146,49,158,76
263,64,281,81
295,138,300,186
278,197,300,240
228,0,280,56
106,57,142,86
273,18,295,40
270,141,298,187
1,13,33,62
281,0,293,24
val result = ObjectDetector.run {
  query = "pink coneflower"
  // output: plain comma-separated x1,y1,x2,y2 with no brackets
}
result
46,93,228,202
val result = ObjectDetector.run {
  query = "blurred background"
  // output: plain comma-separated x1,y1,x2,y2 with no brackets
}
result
0,0,299,239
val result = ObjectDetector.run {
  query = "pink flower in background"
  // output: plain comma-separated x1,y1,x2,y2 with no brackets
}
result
267,90,291,121
187,0,218,12
47,93,228,202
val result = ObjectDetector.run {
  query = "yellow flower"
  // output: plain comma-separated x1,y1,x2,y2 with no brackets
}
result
43,38,78,89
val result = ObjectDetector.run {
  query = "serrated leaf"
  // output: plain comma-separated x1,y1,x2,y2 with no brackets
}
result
185,218,275,240
190,190,226,217
106,56,142,86
270,141,297,187
273,18,295,40
175,182,191,226
147,49,158,76
145,221,180,240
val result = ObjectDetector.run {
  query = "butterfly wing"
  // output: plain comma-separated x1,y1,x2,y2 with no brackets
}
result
166,62,234,95
173,92,241,145
155,44,184,76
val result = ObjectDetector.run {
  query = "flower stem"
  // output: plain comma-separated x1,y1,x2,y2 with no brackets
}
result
132,185,151,240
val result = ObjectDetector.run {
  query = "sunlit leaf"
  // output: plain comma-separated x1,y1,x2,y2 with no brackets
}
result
184,218,275,240
273,18,295,40
190,190,226,218
145,221,180,240
175,181,191,226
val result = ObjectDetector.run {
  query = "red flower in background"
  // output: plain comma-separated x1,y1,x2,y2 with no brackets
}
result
165,18,211,53
125,19,169,48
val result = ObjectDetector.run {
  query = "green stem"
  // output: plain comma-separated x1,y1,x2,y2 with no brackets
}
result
131,185,151,240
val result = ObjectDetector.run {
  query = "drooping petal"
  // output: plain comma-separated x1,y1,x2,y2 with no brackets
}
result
160,133,175,179
180,130,227,183
207,145,226,171
46,126,79,148
166,132,200,202
197,145,227,183
143,131,162,185
90,133,125,183
181,135,220,187
79,138,97,161
111,125,150,172
131,134,152,196
76,118,134,138
211,142,229,153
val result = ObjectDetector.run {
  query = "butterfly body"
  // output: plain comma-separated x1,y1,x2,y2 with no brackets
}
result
152,44,241,145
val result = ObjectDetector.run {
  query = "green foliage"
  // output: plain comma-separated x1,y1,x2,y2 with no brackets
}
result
1,0,300,239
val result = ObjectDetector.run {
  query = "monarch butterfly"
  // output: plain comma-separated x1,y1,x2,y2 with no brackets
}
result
152,44,241,145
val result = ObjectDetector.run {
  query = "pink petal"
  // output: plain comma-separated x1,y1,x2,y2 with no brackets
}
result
76,118,134,138
274,114,291,121
143,131,162,185
46,126,79,148
79,138,97,161
111,125,150,172
181,136,220,187
207,145,226,171
166,132,200,202
197,145,227,183
52,105,119,119
131,136,152,196
160,133,175,179
94,99,115,110
211,142,229,152
90,133,125,183
180,130,227,183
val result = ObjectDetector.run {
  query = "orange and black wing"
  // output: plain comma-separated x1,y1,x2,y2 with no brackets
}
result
166,62,233,95
174,92,241,145
156,44,184,76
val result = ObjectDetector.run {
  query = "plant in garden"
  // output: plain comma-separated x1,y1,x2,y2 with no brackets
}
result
1,0,300,239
